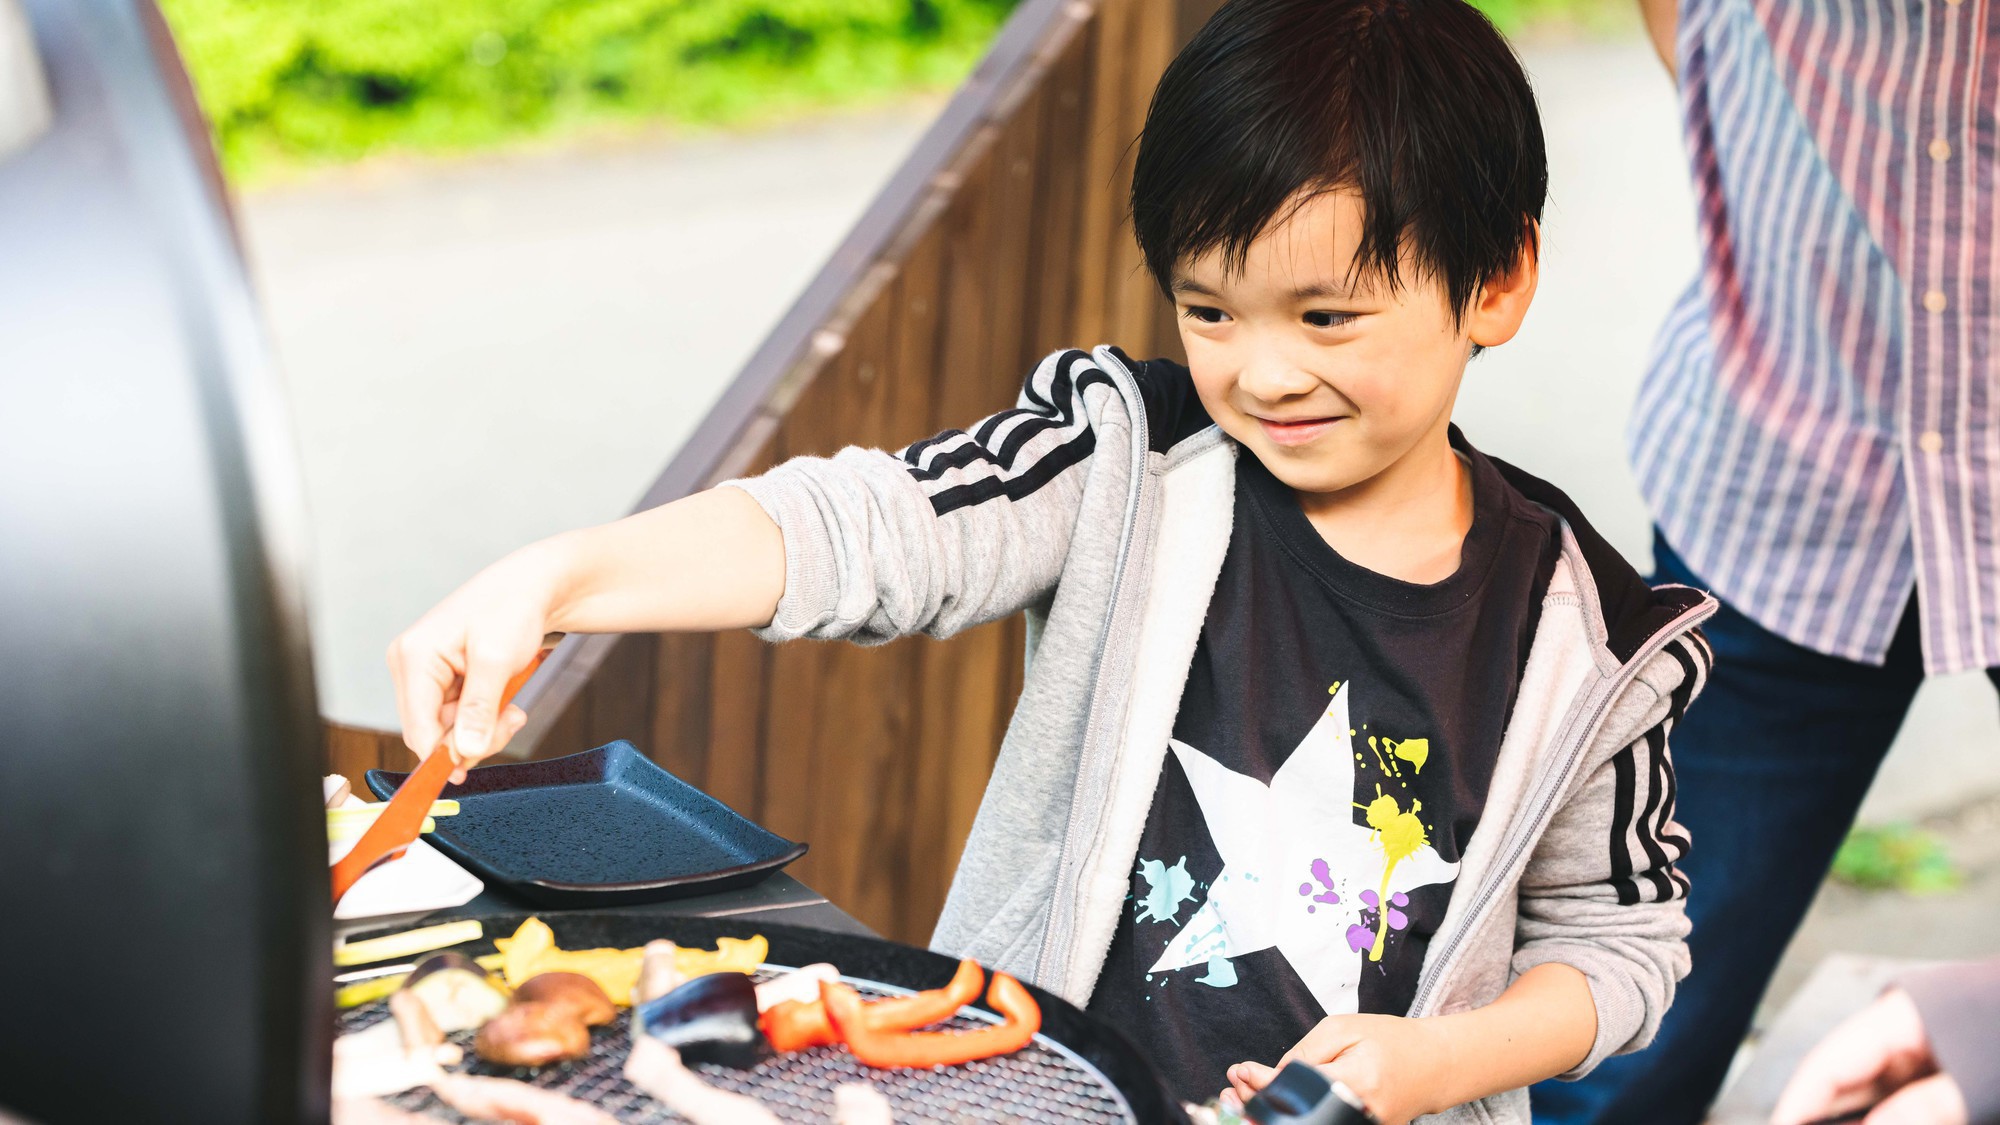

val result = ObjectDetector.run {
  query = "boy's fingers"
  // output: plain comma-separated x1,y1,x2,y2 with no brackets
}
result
388,634,452,758
1229,1061,1277,1099
1866,1074,1968,1125
451,641,521,764
1773,992,1932,1125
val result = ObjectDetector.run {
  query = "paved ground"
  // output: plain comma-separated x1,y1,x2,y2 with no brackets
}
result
239,39,2000,818
238,105,938,730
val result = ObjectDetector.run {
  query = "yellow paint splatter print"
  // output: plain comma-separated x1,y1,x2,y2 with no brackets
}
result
1357,786,1431,961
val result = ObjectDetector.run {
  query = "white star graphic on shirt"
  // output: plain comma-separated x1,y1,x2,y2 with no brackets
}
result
1146,682,1459,1015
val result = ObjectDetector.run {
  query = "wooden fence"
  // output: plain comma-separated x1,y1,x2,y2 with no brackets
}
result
327,0,1224,945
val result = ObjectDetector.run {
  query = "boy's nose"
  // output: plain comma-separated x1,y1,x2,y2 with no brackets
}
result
1235,356,1322,403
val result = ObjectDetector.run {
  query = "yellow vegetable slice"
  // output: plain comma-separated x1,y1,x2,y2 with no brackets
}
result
334,920,483,968
674,935,768,979
334,974,405,1009
489,918,769,1009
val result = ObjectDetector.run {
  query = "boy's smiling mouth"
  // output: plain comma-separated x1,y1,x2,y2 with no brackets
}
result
1254,415,1345,446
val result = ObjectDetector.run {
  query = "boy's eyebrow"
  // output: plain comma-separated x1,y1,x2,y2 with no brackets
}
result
1169,277,1363,301
1288,279,1362,301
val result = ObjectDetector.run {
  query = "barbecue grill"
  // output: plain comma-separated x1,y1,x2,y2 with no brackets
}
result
338,913,1189,1124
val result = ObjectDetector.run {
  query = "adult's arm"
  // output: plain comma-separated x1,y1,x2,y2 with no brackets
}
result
1637,0,1675,78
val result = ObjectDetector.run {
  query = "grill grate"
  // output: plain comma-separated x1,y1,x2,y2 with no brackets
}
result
339,969,1136,1123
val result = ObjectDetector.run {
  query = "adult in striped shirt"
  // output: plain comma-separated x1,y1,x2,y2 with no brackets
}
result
1535,2,2000,1123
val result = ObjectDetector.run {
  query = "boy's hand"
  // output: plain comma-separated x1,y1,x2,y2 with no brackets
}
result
1225,1014,1448,1125
387,539,570,782
1770,988,1967,1125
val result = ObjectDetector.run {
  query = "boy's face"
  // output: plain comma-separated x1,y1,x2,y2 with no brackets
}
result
1170,190,1534,500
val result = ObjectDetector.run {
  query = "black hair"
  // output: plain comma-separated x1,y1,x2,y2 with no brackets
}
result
1131,0,1547,325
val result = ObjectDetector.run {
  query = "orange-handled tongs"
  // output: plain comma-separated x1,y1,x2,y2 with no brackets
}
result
329,649,551,906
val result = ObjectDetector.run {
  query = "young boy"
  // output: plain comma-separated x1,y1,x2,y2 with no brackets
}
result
389,1,1713,1120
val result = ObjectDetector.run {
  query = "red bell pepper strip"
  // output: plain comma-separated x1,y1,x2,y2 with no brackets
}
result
759,959,984,1053
821,971,1040,1069
760,998,836,1052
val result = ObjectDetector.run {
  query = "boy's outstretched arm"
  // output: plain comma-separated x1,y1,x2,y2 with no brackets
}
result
1226,962,1597,1125
391,347,1116,777
388,487,787,777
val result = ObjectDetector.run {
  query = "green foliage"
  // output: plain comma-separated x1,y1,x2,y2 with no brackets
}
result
158,0,1019,180
1832,824,1961,894
157,0,1619,182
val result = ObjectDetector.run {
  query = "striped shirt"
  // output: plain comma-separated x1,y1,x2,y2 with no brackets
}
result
1630,0,2000,673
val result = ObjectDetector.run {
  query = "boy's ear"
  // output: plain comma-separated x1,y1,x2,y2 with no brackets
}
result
1465,221,1540,349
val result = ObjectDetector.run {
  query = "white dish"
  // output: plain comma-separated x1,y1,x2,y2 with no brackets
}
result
328,790,482,921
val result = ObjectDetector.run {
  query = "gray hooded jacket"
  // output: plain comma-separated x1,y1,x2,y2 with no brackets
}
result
730,346,1716,1123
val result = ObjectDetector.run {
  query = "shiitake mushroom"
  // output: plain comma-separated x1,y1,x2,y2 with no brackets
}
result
403,952,510,1032
473,1000,591,1068
515,972,616,1028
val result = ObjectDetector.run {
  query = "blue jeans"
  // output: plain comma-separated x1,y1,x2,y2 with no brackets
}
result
1529,531,1979,1124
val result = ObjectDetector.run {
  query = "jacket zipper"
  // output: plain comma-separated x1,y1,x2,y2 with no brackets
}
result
1405,595,1717,1018
1035,346,1154,992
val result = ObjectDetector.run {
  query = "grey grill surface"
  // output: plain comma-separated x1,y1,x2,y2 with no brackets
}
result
339,969,1136,1124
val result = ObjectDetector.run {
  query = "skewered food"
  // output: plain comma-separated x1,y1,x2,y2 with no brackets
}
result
622,1038,780,1125
754,962,838,1012
834,1082,895,1124
331,1023,442,1100
331,1097,447,1125
634,940,685,1007
389,991,462,1067
430,1074,620,1125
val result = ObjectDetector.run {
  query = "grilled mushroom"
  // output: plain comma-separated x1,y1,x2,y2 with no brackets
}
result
515,972,616,1028
403,952,509,1032
473,1001,591,1068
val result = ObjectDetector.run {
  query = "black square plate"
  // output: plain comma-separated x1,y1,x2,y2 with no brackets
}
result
366,741,807,907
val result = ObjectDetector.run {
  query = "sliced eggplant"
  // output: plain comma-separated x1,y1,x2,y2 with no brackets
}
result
634,972,770,1070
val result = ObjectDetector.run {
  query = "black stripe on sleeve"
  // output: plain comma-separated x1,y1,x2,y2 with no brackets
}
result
1608,744,1640,906
928,428,1098,516
1637,726,1674,901
903,357,1105,484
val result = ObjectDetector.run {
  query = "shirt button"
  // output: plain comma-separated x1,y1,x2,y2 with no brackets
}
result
1930,138,1953,161
1919,430,1946,454
1924,290,1949,313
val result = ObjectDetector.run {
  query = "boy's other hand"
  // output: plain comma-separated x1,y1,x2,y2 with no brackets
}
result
387,539,570,783
1225,1013,1447,1125
1770,988,1968,1125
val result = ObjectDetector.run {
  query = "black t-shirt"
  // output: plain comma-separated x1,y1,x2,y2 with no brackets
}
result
1085,366,1563,1104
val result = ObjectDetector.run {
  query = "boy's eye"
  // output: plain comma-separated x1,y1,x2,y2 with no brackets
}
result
1304,311,1356,329
1181,305,1230,325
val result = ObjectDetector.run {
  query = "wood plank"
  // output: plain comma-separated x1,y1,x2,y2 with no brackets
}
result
1025,28,1095,353
987,87,1047,376
1069,3,1128,348
582,633,655,755
701,430,780,821
1108,0,1177,354
324,721,404,793
650,632,713,790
